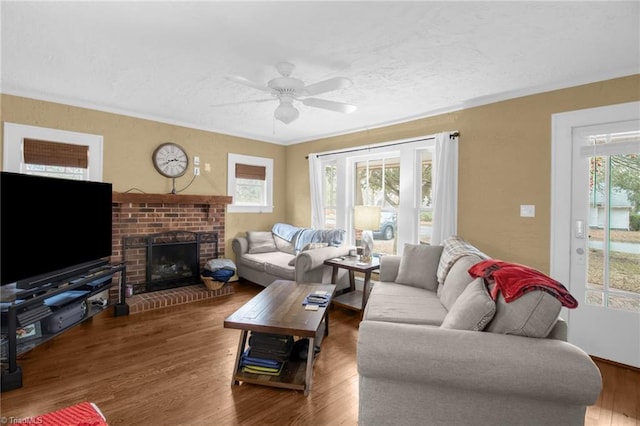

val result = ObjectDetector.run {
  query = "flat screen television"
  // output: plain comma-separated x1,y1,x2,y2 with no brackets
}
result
0,172,113,289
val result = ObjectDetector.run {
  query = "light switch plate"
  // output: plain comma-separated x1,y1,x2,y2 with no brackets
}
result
520,205,535,217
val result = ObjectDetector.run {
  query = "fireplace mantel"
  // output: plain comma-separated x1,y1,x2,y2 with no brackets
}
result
112,192,232,205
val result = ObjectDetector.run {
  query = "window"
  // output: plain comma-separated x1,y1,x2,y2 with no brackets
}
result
312,136,440,256
311,132,458,255
3,122,103,182
354,156,401,255
227,153,273,213
323,162,338,229
419,150,433,244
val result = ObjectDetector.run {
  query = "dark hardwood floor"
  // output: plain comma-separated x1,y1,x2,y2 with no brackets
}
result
0,281,636,425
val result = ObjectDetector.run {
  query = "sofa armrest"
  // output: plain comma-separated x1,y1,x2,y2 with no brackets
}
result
357,321,601,406
231,236,249,257
379,255,401,282
294,246,351,275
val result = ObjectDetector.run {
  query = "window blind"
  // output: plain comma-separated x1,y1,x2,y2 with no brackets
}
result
235,163,266,180
23,139,89,168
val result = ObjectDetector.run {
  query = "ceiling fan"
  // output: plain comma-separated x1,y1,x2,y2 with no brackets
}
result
225,62,357,124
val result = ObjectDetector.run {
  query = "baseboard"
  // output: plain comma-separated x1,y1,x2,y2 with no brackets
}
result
590,355,640,372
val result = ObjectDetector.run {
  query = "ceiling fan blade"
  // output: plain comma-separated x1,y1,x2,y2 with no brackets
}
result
303,77,353,96
302,98,357,114
225,75,271,92
210,98,276,108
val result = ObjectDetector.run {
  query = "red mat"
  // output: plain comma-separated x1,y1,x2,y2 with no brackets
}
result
14,402,107,426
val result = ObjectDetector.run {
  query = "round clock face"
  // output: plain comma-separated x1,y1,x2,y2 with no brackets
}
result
152,143,189,178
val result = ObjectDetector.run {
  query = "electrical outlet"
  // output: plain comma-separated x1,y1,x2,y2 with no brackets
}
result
204,163,211,172
194,166,200,176
193,156,200,166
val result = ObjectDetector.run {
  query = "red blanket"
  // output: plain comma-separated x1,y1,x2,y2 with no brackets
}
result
468,259,578,308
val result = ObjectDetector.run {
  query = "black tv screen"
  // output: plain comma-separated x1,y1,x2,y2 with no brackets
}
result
0,172,113,288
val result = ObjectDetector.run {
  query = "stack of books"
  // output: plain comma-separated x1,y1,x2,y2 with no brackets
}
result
241,332,294,376
303,291,331,307
240,349,284,375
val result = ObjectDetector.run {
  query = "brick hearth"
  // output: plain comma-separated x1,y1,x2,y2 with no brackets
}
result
126,284,234,314
110,192,233,313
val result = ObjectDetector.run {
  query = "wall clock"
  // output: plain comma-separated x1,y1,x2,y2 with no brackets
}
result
152,142,189,178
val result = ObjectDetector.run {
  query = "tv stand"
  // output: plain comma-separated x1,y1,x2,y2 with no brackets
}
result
1,263,128,392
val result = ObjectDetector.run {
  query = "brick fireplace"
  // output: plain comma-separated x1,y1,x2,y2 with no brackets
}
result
110,192,233,313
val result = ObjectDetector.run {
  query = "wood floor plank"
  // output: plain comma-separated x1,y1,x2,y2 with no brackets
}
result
1,281,636,426
586,359,640,426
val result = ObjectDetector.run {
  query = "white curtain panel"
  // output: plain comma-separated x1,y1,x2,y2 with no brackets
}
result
308,153,325,228
431,132,459,245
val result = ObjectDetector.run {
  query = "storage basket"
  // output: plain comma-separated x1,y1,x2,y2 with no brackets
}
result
200,275,225,291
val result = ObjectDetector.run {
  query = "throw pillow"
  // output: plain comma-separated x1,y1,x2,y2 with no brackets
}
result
302,242,329,251
436,236,489,285
439,255,483,311
287,243,329,266
273,234,296,255
440,278,496,331
395,244,443,291
485,287,561,338
247,231,277,254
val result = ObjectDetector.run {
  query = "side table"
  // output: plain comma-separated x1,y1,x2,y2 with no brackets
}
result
324,256,380,313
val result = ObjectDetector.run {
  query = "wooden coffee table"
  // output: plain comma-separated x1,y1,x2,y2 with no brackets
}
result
224,280,336,396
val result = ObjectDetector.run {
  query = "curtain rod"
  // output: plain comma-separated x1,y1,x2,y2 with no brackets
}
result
305,131,459,159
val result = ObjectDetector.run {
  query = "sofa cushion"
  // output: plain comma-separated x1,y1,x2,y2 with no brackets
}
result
485,288,561,338
364,282,448,325
440,278,496,331
273,234,296,255
263,252,296,280
247,231,277,254
439,255,484,311
395,244,443,291
236,253,267,271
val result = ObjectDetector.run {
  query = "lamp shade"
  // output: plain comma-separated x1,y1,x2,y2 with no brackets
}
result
354,205,380,231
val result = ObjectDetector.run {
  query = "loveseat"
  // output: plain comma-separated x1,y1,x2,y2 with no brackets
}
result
231,223,352,290
357,236,602,426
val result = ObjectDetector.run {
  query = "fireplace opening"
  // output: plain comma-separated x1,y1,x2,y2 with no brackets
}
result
123,230,218,294
148,242,198,292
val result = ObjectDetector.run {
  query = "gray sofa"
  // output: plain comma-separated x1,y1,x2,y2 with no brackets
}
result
231,227,351,290
357,237,602,426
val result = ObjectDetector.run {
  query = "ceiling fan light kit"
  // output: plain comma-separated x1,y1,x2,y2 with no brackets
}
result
274,97,299,124
226,62,357,124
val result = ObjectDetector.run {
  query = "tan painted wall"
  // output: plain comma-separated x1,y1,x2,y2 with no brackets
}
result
2,75,638,272
0,94,287,259
286,75,640,273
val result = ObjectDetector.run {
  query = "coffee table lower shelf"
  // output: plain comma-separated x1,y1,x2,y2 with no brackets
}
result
232,358,315,392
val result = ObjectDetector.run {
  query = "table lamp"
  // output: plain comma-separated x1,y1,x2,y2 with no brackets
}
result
354,205,380,263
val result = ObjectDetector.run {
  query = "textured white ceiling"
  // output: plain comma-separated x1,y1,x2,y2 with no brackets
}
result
2,1,639,145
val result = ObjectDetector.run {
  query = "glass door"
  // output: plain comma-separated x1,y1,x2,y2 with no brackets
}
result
570,123,640,367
